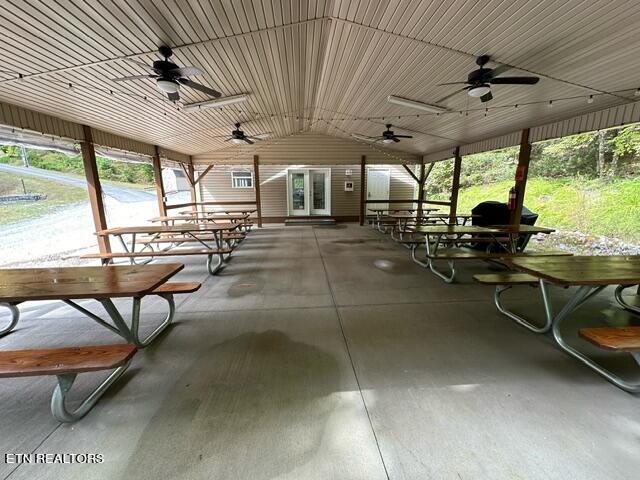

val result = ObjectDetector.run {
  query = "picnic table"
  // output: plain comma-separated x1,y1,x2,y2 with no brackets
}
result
149,213,250,230
408,224,558,282
85,223,240,274
508,255,640,392
0,263,187,347
0,263,200,421
178,208,257,216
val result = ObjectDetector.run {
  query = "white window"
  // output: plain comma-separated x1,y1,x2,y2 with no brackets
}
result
231,170,253,188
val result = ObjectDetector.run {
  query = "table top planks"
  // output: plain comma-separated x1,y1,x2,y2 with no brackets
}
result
489,224,556,235
412,225,503,235
0,263,183,303
149,214,249,223
97,223,238,235
510,255,640,285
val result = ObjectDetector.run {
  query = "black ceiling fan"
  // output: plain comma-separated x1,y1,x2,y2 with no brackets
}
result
112,46,221,102
213,123,270,145
352,124,413,144
437,55,540,103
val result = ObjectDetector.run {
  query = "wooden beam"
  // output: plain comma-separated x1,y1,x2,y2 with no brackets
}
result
193,164,214,185
416,162,426,220
359,155,366,225
510,128,532,226
402,164,420,183
151,146,167,217
186,158,197,212
253,155,262,228
80,125,110,254
449,147,462,224
179,163,195,187
424,162,435,181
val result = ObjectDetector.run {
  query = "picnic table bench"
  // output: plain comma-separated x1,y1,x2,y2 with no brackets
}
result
0,344,137,422
496,255,640,392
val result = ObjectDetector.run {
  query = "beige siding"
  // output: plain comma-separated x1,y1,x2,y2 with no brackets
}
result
198,163,416,220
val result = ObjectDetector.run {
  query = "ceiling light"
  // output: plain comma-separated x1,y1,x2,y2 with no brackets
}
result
635,88,640,96
183,94,249,113
156,79,180,93
587,95,594,104
467,85,491,98
381,138,394,144
230,138,245,145
387,95,448,113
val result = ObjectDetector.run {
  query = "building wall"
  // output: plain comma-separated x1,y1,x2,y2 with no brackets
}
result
198,164,416,221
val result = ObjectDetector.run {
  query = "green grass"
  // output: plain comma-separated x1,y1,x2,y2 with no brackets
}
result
0,173,87,225
433,177,640,242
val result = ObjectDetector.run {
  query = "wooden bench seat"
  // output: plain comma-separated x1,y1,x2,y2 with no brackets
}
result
473,273,539,285
0,344,136,378
82,247,232,260
152,282,201,295
0,344,137,422
427,248,570,260
579,327,640,352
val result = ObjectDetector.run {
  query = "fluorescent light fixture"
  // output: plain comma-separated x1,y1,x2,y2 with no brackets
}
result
387,95,448,113
468,85,491,98
183,94,248,113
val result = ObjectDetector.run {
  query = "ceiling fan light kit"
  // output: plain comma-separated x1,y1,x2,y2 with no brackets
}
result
156,79,179,93
183,94,249,113
386,95,448,113
467,84,491,97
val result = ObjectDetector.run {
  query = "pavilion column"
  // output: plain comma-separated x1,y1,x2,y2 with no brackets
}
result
152,147,167,217
510,128,532,226
253,155,262,227
416,160,426,221
449,147,462,224
359,155,366,225
80,125,111,254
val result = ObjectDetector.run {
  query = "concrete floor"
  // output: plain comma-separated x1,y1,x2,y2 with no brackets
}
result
1,224,639,479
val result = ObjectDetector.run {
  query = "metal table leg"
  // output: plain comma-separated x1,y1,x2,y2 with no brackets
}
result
615,284,640,315
51,359,132,422
493,279,554,333
0,303,20,337
546,284,640,393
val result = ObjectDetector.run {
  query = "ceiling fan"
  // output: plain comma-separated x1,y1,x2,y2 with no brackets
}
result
438,55,540,103
112,46,221,102
352,124,413,144
214,123,270,145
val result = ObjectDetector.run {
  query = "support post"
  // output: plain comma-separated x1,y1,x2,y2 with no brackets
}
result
253,155,262,227
152,147,167,217
510,128,532,226
449,147,462,224
416,161,426,221
186,157,197,212
359,155,366,225
80,125,110,254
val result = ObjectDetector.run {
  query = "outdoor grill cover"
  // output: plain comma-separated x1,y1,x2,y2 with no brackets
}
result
470,201,538,251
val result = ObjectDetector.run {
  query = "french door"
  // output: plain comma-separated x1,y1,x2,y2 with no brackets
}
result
287,168,331,216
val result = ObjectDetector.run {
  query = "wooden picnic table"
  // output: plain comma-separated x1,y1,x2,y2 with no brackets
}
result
508,255,640,392
91,223,240,274
149,213,249,225
0,263,184,346
178,208,257,216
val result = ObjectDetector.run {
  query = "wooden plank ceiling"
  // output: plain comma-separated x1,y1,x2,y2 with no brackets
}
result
0,0,638,159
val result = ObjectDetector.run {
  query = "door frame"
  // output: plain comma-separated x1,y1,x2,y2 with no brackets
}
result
286,167,332,216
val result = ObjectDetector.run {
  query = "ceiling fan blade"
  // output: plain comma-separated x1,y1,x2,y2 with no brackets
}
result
480,91,493,103
393,135,413,139
112,74,156,82
178,78,221,97
124,58,154,70
437,82,468,86
252,132,272,139
488,64,512,78
170,66,204,77
223,138,233,142
436,87,469,104
352,134,377,142
168,91,180,102
489,76,539,85
243,138,254,145
392,137,400,143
